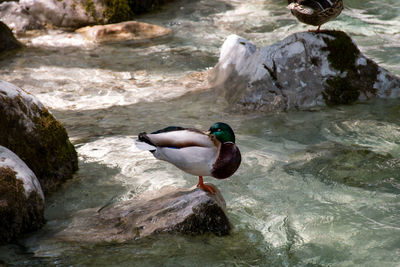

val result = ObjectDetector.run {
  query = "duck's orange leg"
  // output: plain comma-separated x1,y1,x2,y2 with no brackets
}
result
309,25,322,33
196,176,215,194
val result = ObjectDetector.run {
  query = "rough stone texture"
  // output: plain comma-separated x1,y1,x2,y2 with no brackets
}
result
208,31,400,111
20,0,107,29
0,1,43,34
76,20,172,44
56,185,231,242
0,0,176,33
0,79,78,195
0,146,45,244
0,21,22,53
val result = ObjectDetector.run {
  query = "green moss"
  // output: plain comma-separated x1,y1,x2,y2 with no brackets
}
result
0,96,78,195
104,0,134,23
320,31,379,106
32,108,79,192
0,167,45,244
322,76,360,105
104,0,171,23
83,0,97,20
322,31,360,72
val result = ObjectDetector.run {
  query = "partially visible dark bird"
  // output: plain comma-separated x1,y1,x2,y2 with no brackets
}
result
135,122,241,194
287,0,344,32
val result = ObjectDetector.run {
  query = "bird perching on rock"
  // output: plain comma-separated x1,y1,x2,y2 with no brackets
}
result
287,0,344,32
135,122,241,194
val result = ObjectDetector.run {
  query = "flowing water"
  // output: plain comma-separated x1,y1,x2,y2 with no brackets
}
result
1,0,400,266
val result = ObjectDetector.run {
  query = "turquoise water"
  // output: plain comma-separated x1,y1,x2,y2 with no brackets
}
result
0,0,400,266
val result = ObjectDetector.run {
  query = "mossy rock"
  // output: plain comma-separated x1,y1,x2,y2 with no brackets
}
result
104,0,173,23
0,146,45,244
321,31,379,106
322,31,359,72
0,80,78,195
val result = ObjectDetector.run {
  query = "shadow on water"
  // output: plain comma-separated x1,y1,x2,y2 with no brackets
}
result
3,230,291,267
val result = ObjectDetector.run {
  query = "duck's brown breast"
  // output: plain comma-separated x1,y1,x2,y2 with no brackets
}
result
211,142,241,179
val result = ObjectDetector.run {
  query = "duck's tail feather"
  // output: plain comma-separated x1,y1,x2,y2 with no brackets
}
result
135,132,156,152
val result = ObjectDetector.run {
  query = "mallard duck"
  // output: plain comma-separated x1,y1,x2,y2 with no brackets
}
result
287,0,344,32
136,122,241,194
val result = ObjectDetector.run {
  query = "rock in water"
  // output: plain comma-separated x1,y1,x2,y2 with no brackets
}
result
0,21,22,53
0,2,42,34
208,31,400,111
0,79,78,194
76,21,172,44
0,146,45,244
56,186,231,242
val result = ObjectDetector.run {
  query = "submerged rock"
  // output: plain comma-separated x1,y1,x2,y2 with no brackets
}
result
56,185,231,242
208,31,400,111
0,21,22,53
76,21,172,44
0,79,78,194
284,142,400,193
0,146,45,244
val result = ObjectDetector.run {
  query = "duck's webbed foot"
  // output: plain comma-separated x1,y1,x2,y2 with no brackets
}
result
196,176,215,194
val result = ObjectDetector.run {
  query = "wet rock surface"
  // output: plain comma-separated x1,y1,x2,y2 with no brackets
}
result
76,20,172,44
0,146,45,244
0,79,78,195
56,185,231,242
208,31,400,111
0,21,22,53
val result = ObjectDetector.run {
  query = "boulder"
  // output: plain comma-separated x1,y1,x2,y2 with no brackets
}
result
208,31,400,111
0,1,42,34
56,185,231,242
76,20,172,44
0,21,22,53
0,146,45,244
0,79,78,194
0,0,176,33
19,0,107,29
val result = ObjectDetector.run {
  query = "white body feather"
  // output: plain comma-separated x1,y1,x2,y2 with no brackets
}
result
145,130,213,147
135,129,220,176
154,146,218,176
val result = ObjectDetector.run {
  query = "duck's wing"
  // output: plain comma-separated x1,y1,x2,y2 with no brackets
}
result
138,127,214,148
290,0,334,13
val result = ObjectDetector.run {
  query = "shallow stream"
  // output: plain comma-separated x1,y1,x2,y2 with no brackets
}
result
1,0,400,266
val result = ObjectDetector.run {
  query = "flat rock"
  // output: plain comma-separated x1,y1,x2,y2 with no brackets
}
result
208,31,400,111
0,79,78,194
0,146,45,244
76,21,172,44
56,185,231,243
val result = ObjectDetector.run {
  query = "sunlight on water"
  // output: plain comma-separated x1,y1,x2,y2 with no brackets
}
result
1,0,400,266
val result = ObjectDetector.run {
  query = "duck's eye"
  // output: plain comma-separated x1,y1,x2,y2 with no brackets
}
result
217,129,222,132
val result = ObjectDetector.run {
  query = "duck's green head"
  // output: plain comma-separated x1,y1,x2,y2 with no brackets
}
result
208,122,236,144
